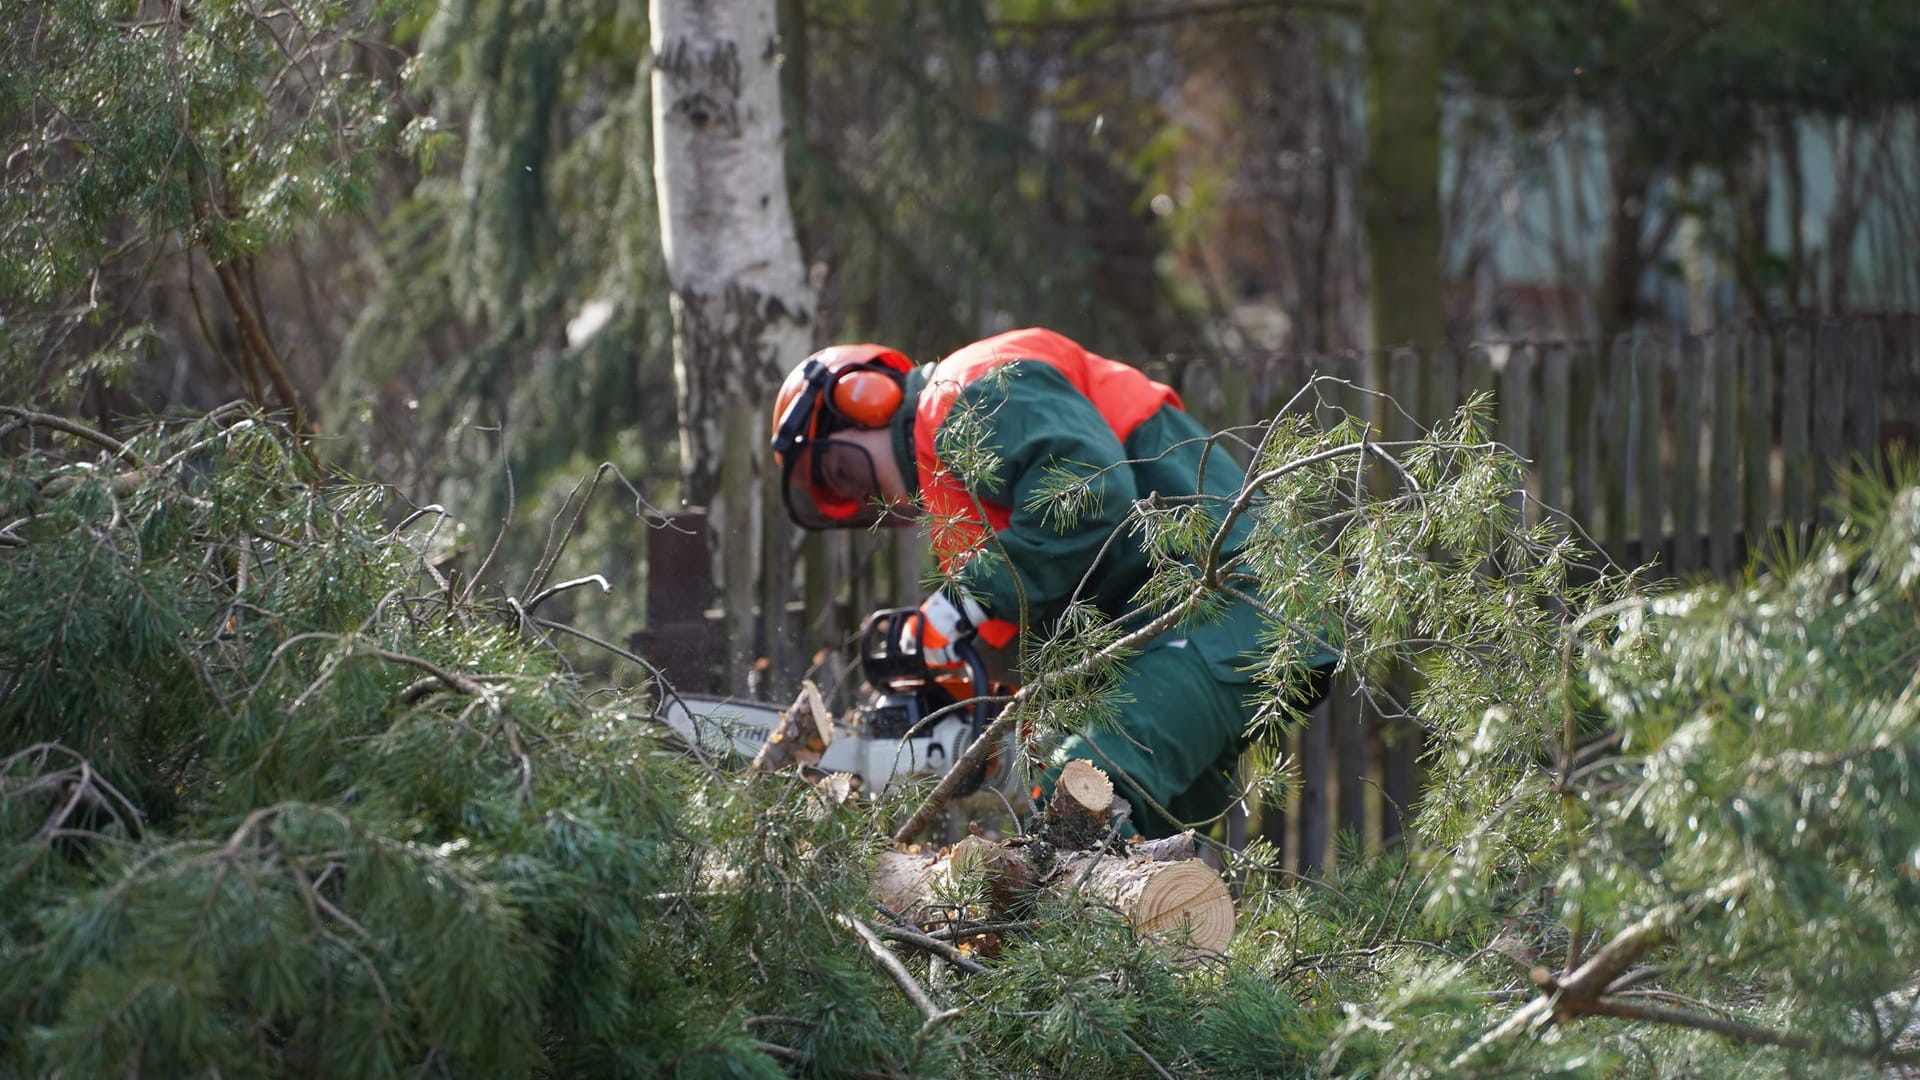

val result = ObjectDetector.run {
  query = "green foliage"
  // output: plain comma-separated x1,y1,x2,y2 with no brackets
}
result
0,0,420,403
0,413,907,1076
328,0,678,648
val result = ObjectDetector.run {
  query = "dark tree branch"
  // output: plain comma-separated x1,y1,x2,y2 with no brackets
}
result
0,406,139,466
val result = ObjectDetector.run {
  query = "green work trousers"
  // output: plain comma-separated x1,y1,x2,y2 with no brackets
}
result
1047,632,1322,839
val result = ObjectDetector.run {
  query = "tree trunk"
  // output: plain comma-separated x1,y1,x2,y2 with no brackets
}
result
1361,0,1443,360
650,0,815,693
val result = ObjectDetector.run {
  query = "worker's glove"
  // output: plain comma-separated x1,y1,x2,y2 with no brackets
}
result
917,589,989,669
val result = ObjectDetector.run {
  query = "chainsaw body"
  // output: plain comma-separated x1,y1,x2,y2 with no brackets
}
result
656,607,1020,798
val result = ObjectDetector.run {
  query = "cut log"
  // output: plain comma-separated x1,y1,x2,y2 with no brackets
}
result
1130,830,1198,863
1054,852,1234,953
872,831,1234,954
1040,759,1125,848
874,835,1033,925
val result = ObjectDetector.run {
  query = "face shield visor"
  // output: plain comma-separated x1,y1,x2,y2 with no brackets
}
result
771,361,916,529
778,437,896,529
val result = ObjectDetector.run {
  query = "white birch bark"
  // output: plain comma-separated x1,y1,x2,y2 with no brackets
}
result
649,0,814,691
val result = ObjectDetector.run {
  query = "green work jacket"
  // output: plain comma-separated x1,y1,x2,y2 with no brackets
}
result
885,327,1334,683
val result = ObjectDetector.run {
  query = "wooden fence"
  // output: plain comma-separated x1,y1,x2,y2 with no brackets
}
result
1165,314,1920,870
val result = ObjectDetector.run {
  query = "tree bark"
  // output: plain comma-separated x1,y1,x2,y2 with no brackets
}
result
649,0,815,693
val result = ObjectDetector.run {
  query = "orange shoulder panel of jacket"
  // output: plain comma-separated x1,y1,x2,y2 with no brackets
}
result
914,327,1180,451
911,328,1183,565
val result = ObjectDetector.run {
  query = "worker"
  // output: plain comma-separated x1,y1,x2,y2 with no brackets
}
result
769,327,1337,836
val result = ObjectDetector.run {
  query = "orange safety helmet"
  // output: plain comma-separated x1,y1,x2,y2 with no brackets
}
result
770,344,914,528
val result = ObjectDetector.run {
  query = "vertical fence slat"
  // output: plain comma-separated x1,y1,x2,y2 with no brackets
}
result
1539,343,1571,519
1501,344,1535,522
1427,342,1461,428
1708,330,1740,578
1296,699,1331,873
1671,333,1705,576
1390,348,1423,438
763,495,797,691
1335,690,1367,855
1850,319,1882,469
1604,333,1635,558
1462,344,1496,417
1812,319,1848,519
1379,695,1413,846
1744,325,1775,547
1259,725,1290,865
1219,363,1256,469
1373,348,1425,863
1636,333,1666,572
1570,339,1600,538
1781,322,1812,529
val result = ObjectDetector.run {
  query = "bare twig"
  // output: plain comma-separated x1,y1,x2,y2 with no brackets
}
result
1119,1030,1175,1080
0,406,140,466
877,922,988,975
524,574,612,615
1450,872,1755,1069
840,914,960,1027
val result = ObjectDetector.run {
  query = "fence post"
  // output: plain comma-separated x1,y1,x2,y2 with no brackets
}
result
1848,319,1882,472
1539,342,1571,520
1501,343,1535,523
1296,697,1331,874
1603,333,1635,559
1635,332,1666,571
1569,339,1600,546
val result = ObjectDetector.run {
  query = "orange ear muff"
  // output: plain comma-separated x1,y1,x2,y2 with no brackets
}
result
830,367,904,428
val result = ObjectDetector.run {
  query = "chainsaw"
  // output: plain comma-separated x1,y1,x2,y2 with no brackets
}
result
656,607,1021,799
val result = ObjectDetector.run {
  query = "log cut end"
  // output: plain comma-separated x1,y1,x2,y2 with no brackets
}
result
1129,859,1234,954
1057,759,1114,812
1042,759,1125,848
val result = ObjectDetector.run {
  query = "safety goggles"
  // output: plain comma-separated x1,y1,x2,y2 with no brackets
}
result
772,360,898,528
780,437,896,528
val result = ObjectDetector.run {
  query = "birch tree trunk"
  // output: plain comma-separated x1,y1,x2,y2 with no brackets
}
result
649,0,815,692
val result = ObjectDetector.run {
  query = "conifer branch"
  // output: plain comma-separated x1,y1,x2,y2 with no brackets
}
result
1452,872,1756,1068
1584,995,1920,1067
